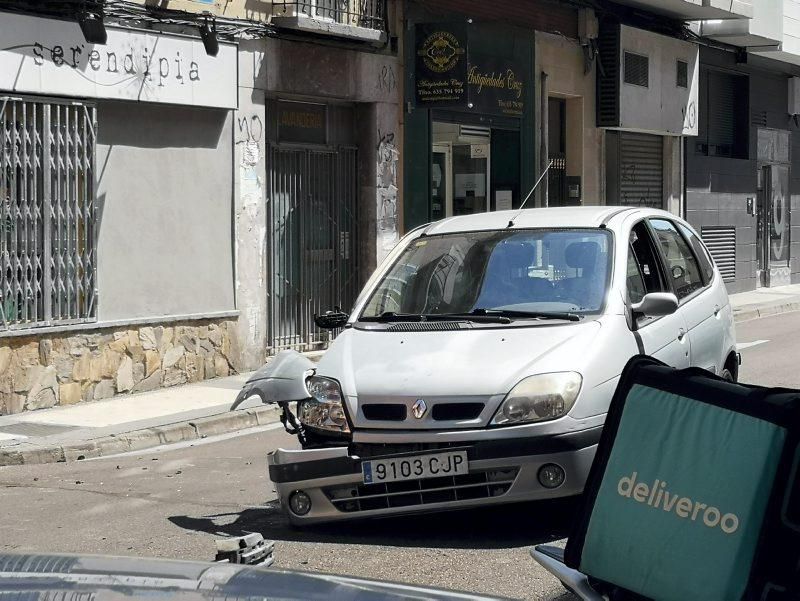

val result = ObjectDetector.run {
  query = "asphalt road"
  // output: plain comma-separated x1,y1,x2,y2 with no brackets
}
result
1,310,798,601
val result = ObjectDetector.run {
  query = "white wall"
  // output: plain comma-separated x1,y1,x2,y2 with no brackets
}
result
784,0,800,56
231,40,269,370
618,26,699,136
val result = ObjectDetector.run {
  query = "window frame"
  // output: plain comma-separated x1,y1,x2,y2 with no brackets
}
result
646,217,711,305
626,219,670,328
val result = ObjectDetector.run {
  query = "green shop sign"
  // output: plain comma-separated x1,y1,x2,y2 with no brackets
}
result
414,23,525,117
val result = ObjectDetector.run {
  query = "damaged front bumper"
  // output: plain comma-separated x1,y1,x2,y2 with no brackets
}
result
268,428,601,525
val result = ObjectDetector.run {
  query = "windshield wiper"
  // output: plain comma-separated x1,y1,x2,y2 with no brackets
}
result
469,308,582,322
361,311,511,324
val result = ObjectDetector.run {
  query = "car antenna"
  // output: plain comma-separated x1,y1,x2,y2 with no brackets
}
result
507,159,554,228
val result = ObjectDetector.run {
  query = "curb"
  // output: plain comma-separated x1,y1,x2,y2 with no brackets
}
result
733,301,800,324
0,405,282,467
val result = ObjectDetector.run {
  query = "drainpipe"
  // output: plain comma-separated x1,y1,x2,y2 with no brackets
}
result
541,71,549,208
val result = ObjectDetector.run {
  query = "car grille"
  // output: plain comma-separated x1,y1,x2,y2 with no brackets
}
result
359,402,485,422
362,404,407,421
350,442,465,459
323,467,519,513
431,403,484,420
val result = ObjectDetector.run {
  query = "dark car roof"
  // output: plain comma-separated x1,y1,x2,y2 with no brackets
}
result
0,554,502,601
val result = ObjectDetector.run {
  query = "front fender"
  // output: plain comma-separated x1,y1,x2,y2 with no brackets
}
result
231,350,315,410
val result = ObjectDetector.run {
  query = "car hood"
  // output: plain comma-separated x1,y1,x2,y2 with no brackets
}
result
0,553,500,601
317,320,603,429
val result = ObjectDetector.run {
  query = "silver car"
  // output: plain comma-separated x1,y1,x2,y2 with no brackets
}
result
237,207,738,525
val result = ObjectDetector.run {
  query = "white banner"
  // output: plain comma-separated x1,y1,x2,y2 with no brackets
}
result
0,12,237,109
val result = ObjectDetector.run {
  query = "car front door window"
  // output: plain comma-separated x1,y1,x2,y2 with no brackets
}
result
649,218,705,301
627,223,666,315
628,221,691,368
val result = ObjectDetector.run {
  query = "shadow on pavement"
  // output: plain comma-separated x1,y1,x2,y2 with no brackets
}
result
168,496,580,550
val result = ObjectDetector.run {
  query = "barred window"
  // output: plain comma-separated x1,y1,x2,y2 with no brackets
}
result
0,97,97,330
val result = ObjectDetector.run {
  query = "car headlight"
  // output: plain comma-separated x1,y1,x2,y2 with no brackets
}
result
299,375,350,433
492,372,582,426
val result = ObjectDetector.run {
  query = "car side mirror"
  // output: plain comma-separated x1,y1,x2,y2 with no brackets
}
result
314,308,350,330
631,292,679,319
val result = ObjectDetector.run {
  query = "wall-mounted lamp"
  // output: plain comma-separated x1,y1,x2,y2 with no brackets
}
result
199,18,219,57
78,12,107,45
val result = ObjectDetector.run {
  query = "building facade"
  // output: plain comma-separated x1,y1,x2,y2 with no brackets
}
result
403,0,578,229
0,4,243,413
0,0,400,413
686,1,800,292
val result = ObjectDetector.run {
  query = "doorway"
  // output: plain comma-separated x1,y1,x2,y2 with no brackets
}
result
266,145,360,354
757,164,791,287
756,129,791,288
431,121,490,220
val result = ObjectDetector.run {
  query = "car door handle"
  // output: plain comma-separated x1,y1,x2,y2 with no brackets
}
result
714,305,720,317
678,328,686,341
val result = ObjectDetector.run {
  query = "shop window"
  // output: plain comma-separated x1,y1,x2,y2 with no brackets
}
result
0,97,97,330
696,69,749,159
623,52,649,88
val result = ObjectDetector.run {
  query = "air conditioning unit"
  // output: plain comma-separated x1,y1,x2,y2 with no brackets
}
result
789,77,800,116
596,23,699,136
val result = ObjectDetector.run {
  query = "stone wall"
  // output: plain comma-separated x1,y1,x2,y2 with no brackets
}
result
0,320,239,415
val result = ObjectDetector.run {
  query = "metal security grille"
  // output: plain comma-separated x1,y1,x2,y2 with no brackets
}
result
267,145,359,354
618,132,663,209
548,154,567,206
702,226,736,282
597,22,621,127
0,97,97,330
624,52,649,88
274,0,386,30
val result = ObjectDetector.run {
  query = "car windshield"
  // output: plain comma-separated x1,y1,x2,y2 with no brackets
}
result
361,228,613,319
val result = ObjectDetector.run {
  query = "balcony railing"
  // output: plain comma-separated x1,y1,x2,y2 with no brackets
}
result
273,0,386,32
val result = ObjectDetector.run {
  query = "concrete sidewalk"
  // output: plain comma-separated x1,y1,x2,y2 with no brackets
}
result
0,371,281,466
1,286,799,467
729,283,800,323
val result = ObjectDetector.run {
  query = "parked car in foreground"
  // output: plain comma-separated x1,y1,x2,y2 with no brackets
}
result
0,552,497,601
236,207,738,525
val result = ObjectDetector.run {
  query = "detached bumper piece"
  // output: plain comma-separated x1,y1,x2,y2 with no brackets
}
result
215,534,275,567
324,467,519,513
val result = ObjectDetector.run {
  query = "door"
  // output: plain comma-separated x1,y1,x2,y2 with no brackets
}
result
649,217,722,374
267,145,359,354
627,221,690,368
608,132,664,208
452,142,489,216
757,164,792,287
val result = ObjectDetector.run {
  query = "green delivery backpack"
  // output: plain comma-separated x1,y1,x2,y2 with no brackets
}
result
564,355,800,601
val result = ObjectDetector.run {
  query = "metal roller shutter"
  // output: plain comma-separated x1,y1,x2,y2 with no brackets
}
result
618,132,663,209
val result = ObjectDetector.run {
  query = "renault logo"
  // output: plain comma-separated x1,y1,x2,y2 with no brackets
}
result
412,399,428,419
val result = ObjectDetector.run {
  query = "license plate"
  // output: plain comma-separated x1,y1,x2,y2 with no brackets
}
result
361,451,469,484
